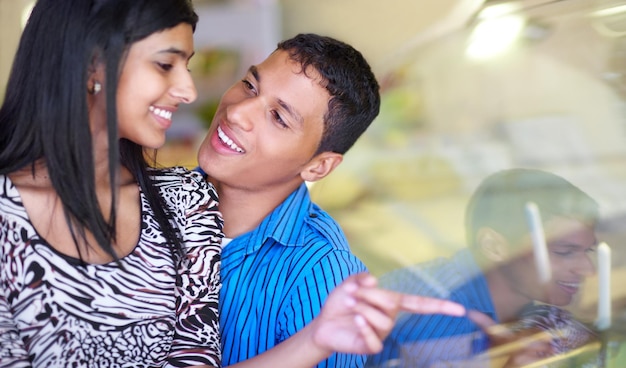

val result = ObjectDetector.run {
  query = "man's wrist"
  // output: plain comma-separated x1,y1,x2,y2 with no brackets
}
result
306,316,335,361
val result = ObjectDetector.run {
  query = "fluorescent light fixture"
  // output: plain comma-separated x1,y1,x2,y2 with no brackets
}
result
591,4,626,18
466,14,526,60
477,2,521,20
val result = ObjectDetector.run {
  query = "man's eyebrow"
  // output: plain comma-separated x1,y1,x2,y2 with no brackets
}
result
248,65,304,125
277,99,303,125
552,242,597,250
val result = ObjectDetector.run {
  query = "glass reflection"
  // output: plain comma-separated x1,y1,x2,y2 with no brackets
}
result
309,1,626,366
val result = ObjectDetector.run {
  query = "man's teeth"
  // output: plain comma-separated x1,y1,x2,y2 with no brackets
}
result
218,126,244,153
149,106,172,120
557,281,580,288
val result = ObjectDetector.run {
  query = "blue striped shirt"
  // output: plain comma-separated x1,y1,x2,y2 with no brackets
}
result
219,183,367,367
366,250,496,367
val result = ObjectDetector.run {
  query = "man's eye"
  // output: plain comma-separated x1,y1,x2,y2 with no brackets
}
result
271,110,287,128
554,251,572,256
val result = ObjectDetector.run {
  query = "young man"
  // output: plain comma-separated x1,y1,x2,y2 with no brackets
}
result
197,33,381,367
365,168,599,367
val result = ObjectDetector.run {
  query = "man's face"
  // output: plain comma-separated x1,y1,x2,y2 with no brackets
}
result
197,50,330,190
503,216,597,306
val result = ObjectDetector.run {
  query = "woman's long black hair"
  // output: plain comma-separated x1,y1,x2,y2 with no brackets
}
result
0,0,198,262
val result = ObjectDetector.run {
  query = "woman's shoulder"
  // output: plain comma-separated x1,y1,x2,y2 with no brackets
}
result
148,166,210,191
148,165,203,182
0,174,21,207
0,175,35,254
148,166,218,208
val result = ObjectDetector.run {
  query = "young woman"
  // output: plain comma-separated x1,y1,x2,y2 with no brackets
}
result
0,1,222,366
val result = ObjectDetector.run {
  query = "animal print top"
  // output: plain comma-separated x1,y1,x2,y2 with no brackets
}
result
0,167,223,368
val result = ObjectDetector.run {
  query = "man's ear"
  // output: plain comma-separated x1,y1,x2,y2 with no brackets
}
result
476,227,510,263
300,151,343,183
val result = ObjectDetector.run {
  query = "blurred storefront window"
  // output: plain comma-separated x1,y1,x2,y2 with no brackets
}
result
307,1,626,365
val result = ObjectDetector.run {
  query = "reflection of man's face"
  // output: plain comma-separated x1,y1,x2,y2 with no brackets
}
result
504,216,597,306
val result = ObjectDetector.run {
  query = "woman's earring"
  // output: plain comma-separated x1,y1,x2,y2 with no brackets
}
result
90,81,102,95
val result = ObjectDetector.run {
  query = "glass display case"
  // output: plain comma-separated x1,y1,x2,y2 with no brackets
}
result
306,0,626,366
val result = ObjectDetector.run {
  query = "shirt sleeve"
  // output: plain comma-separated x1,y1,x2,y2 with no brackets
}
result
278,249,368,368
166,169,223,368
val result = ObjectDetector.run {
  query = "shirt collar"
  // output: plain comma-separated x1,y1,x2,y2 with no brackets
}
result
194,166,313,254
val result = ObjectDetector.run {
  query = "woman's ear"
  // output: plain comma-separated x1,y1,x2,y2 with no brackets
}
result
87,58,105,95
300,152,343,183
476,227,510,263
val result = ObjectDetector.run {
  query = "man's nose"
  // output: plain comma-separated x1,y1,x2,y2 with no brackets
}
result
225,97,261,131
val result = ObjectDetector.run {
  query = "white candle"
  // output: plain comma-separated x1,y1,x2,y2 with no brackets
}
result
596,242,612,331
525,202,551,283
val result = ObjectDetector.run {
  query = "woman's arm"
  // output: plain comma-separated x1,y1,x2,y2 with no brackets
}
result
167,170,223,368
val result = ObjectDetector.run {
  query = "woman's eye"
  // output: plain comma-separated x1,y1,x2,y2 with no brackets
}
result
157,62,173,71
242,79,255,91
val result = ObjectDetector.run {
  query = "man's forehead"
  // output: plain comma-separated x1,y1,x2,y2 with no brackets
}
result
256,50,326,84
249,54,330,119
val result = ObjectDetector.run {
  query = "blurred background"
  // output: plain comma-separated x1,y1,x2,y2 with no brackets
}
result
2,0,626,363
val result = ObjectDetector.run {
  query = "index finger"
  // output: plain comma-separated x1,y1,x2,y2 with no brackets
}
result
467,310,497,329
400,294,465,316
467,310,517,341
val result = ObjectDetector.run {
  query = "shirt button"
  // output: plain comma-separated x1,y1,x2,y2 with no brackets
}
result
309,213,318,218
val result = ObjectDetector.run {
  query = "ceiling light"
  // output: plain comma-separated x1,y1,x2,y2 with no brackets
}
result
466,14,526,60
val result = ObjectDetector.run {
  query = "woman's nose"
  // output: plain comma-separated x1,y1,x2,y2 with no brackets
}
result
170,71,197,104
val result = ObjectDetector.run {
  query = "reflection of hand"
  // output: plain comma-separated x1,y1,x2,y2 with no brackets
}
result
311,272,466,355
468,310,555,367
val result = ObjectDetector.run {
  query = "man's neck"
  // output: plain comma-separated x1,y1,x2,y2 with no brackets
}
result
485,269,534,323
212,179,303,239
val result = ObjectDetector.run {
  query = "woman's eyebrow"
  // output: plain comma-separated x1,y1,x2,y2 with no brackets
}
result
158,47,194,60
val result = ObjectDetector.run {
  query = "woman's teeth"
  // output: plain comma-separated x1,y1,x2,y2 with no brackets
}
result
149,106,172,120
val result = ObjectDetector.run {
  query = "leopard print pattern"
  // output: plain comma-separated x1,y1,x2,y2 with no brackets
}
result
0,167,222,368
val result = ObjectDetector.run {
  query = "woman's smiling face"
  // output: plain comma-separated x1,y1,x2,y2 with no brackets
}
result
115,23,197,149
